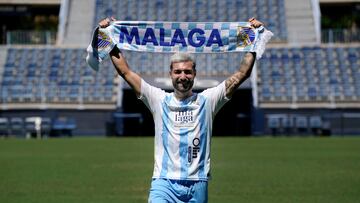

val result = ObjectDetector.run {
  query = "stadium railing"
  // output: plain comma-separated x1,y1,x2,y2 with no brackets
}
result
322,28,360,43
6,31,57,45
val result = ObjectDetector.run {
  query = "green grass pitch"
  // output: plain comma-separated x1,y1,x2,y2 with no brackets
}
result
0,137,359,203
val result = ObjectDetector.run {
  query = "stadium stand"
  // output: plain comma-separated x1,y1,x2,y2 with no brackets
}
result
93,0,288,42
2,45,357,108
0,0,359,136
257,45,360,108
1,47,118,108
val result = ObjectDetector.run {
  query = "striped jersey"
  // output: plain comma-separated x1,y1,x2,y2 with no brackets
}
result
139,79,229,181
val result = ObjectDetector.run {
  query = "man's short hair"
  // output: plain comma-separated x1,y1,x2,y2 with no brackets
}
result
170,52,196,71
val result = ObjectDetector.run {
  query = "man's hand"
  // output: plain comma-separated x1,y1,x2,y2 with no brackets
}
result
249,17,263,29
98,17,116,28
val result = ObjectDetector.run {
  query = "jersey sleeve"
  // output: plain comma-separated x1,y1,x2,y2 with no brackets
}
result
138,79,166,113
201,81,230,115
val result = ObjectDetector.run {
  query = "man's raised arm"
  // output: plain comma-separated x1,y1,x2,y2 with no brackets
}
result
99,18,142,97
109,47,141,97
225,52,256,98
225,18,263,98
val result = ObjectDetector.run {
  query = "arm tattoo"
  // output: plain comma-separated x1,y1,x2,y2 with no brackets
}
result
225,52,255,97
225,74,241,95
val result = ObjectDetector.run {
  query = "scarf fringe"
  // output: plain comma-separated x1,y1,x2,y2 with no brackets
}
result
254,28,274,60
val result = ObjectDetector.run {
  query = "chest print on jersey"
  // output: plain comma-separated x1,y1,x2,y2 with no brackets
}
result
173,109,196,127
174,110,194,123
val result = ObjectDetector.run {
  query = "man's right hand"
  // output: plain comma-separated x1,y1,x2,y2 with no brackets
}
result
98,17,116,28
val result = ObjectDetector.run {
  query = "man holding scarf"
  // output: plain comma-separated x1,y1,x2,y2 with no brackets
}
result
97,17,267,203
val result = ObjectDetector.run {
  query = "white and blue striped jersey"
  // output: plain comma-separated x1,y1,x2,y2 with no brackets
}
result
139,79,229,181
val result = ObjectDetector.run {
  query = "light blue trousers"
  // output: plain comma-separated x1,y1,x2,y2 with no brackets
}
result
148,178,208,203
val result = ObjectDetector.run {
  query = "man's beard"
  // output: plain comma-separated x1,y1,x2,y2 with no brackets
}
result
173,79,194,93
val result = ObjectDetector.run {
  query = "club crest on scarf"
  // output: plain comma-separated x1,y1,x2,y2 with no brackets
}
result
97,30,112,49
236,26,255,47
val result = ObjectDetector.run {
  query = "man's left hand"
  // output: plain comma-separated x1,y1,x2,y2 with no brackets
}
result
249,17,263,28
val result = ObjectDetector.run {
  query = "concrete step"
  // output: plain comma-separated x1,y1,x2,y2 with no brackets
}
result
63,0,96,46
285,0,317,43
0,46,7,83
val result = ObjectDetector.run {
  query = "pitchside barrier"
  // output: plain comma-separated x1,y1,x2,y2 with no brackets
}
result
0,116,76,138
266,113,360,136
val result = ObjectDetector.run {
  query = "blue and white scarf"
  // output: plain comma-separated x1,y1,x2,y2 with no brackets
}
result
86,21,273,71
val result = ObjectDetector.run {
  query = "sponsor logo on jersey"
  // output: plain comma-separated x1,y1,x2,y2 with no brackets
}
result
174,110,195,127
188,138,200,163
175,110,193,123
